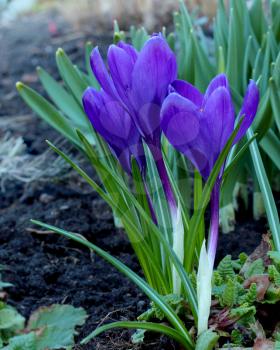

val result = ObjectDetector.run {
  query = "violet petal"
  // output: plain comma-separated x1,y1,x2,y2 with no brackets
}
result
131,35,177,145
171,79,203,107
202,73,229,106
161,93,209,178
90,47,119,100
235,80,259,143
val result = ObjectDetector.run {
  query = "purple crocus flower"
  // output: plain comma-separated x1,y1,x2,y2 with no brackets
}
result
83,87,145,175
161,74,259,265
86,34,178,213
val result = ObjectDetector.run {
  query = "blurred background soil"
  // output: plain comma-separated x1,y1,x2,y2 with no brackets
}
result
0,1,270,349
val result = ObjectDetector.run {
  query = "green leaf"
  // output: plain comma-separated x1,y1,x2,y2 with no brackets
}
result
217,255,235,281
271,0,280,41
270,78,280,134
268,265,280,286
222,279,239,307
144,144,172,249
2,332,36,350
217,46,225,74
242,283,257,304
56,48,88,106
81,321,191,349
231,329,243,346
175,2,195,83
65,134,198,318
194,170,205,251
226,6,243,90
16,82,80,148
244,258,264,279
138,294,184,322
214,0,228,54
28,304,86,330
30,220,194,350
0,306,25,331
76,133,169,294
37,67,89,131
242,35,253,93
251,88,273,141
132,329,146,344
249,0,267,43
260,130,280,170
273,52,280,87
230,304,256,325
195,330,219,350
130,26,149,50
263,285,280,304
85,41,100,89
247,127,280,252
27,304,87,350
268,251,280,265
223,133,257,181
260,35,272,95
191,30,214,90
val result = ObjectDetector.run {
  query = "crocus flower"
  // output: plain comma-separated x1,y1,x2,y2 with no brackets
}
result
161,74,259,183
87,34,178,212
91,35,177,148
161,73,259,262
83,87,145,175
161,73,259,333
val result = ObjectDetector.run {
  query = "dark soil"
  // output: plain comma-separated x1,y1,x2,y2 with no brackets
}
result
0,8,270,350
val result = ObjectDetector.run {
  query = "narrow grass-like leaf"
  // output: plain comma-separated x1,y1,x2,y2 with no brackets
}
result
144,144,172,247
163,152,190,229
46,140,198,320
223,133,257,181
217,46,225,74
56,48,88,106
131,159,164,279
260,130,280,171
270,78,280,133
271,0,280,41
75,133,168,293
30,220,194,350
242,36,252,94
214,0,229,55
232,90,280,250
249,0,267,43
251,89,273,140
82,321,190,348
130,26,149,50
85,41,100,89
16,82,80,148
191,30,214,90
175,4,195,83
247,128,280,251
273,52,280,87
37,67,86,129
194,170,205,251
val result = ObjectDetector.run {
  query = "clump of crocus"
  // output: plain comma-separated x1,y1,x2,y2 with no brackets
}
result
83,34,178,213
83,34,184,294
161,73,259,334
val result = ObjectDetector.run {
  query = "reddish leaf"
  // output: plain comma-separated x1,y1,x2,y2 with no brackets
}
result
244,275,270,301
253,339,274,350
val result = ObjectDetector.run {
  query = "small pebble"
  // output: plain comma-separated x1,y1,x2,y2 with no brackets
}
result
60,204,70,211
39,193,55,204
